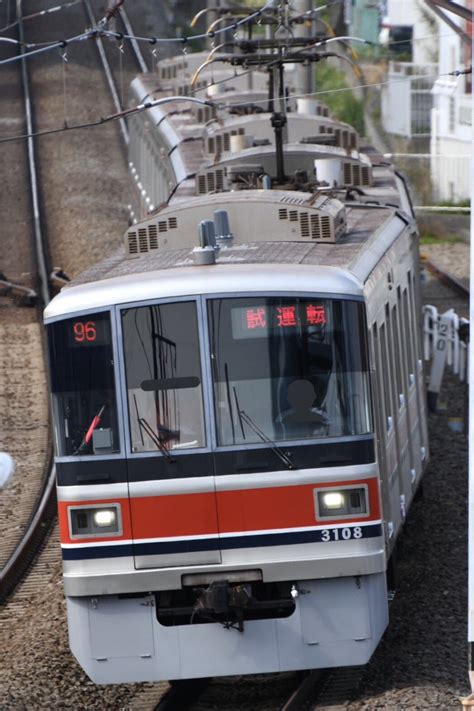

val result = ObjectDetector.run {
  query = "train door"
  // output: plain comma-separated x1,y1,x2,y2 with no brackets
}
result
118,298,221,569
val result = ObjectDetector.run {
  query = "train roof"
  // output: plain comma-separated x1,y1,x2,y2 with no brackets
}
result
129,74,413,214
44,56,416,323
44,196,411,322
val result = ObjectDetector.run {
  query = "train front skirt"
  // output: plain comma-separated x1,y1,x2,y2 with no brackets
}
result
67,572,388,683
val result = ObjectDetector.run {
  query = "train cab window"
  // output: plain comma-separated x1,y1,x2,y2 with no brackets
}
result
208,296,373,446
47,312,120,457
121,301,205,452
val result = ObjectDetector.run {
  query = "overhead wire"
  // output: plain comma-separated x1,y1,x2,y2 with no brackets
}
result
0,0,82,33
0,0,470,142
0,63,470,145
0,30,95,64
99,0,277,44
0,1,462,63
0,0,277,65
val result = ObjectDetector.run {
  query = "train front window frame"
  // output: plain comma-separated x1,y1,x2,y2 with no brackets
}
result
120,298,208,455
207,295,373,448
46,310,121,458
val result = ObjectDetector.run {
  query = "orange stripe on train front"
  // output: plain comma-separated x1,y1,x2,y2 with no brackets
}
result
130,492,219,539
217,478,380,532
59,479,381,543
130,478,380,538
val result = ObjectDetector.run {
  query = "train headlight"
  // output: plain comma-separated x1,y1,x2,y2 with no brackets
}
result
316,487,368,519
322,492,345,509
93,509,116,527
69,504,122,538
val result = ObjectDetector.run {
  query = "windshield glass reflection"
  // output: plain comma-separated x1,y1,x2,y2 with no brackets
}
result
122,301,205,452
208,297,372,446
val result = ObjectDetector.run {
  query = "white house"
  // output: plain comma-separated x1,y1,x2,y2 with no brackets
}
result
430,1,472,202
381,0,439,138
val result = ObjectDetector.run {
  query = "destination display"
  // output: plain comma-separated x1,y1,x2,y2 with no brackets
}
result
231,303,327,340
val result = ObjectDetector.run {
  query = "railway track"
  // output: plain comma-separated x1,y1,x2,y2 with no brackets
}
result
0,3,172,708
152,665,369,710
422,253,470,301
421,245,470,318
0,0,54,603
152,670,326,711
1,0,153,605
82,0,151,146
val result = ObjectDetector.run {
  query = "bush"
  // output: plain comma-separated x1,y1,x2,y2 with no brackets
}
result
314,63,365,135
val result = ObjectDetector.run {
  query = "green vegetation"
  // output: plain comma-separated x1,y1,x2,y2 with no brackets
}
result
314,63,365,135
419,231,463,245
437,199,471,209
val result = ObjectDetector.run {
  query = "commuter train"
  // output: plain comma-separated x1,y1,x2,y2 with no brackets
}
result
44,43,428,684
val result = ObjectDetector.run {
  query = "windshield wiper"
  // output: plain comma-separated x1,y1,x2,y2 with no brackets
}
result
138,417,176,463
233,388,295,471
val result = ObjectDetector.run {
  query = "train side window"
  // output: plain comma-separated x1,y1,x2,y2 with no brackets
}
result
121,301,206,453
396,289,407,373
389,304,403,406
407,271,421,365
400,287,415,385
47,312,120,457
379,322,393,430
372,324,386,445
384,305,399,416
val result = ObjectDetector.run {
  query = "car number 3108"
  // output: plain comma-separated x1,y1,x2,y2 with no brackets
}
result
321,526,363,542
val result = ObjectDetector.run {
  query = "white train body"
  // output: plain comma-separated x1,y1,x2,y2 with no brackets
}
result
44,51,428,684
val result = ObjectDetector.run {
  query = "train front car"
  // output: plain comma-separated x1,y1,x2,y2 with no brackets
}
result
43,187,425,684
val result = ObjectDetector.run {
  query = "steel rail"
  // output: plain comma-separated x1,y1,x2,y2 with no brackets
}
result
18,0,49,306
154,678,210,710
0,0,56,604
280,670,330,710
152,669,331,710
83,0,129,145
422,256,470,299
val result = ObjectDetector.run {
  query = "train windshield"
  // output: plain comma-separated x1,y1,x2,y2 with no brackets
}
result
208,296,372,446
122,301,205,452
47,312,120,456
